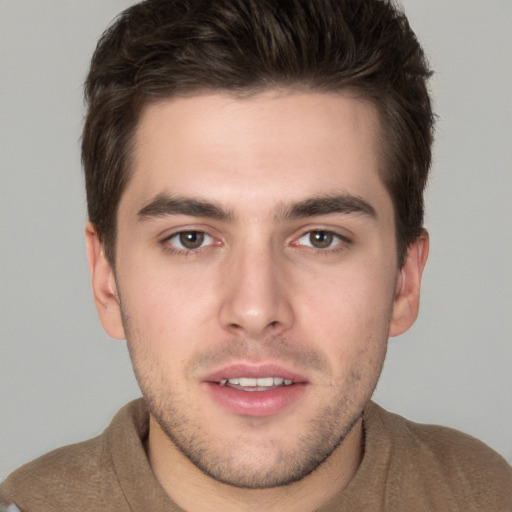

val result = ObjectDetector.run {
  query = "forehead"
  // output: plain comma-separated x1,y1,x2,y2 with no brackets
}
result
123,90,389,217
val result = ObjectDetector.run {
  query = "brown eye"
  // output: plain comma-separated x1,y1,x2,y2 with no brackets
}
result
179,231,205,249
295,230,346,251
309,231,334,249
167,231,213,251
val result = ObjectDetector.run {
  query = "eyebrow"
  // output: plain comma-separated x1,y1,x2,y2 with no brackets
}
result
276,194,377,221
137,194,234,221
137,192,376,222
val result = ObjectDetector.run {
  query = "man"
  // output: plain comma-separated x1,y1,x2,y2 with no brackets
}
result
1,0,511,510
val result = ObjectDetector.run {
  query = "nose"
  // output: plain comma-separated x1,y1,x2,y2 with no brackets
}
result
218,241,294,339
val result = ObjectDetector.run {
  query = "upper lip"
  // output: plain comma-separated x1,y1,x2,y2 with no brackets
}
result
202,362,308,384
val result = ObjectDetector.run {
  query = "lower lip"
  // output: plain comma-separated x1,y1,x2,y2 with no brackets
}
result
203,382,308,417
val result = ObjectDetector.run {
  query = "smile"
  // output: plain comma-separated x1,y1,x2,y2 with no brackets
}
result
219,377,294,390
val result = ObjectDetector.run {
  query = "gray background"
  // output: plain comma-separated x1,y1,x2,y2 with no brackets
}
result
1,0,511,479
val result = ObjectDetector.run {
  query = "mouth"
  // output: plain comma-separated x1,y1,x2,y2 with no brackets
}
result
203,364,308,417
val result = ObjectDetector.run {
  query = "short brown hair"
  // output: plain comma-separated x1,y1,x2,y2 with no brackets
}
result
82,0,434,266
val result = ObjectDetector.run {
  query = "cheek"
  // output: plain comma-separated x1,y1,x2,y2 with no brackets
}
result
117,260,219,348
299,262,395,326
294,260,395,361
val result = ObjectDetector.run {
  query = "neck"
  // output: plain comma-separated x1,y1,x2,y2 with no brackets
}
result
147,415,364,512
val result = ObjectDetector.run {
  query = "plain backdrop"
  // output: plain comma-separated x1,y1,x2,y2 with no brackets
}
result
1,1,511,479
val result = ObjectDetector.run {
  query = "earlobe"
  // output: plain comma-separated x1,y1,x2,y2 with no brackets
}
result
85,223,126,340
389,231,429,337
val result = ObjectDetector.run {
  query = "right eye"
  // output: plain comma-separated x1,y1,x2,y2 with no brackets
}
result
166,231,214,251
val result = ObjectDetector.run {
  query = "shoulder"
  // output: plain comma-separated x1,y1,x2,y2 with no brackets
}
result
367,402,512,507
372,403,510,472
0,434,112,510
0,400,146,511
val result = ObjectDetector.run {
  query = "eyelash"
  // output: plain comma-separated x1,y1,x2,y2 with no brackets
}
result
160,228,351,256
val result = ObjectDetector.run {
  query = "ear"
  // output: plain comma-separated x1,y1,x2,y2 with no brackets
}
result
85,222,126,340
389,231,429,337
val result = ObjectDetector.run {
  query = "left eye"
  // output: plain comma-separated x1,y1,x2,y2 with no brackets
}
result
167,231,214,250
296,230,343,249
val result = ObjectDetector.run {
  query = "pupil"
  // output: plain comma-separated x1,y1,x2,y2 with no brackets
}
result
310,231,333,248
180,232,204,249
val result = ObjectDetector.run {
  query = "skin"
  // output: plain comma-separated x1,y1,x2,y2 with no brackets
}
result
86,90,428,512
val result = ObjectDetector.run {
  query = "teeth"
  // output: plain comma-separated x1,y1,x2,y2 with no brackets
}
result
219,377,294,387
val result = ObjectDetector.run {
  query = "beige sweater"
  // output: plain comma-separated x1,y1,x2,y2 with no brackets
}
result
1,399,511,511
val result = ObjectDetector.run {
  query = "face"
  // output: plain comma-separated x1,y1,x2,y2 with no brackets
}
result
88,90,426,489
